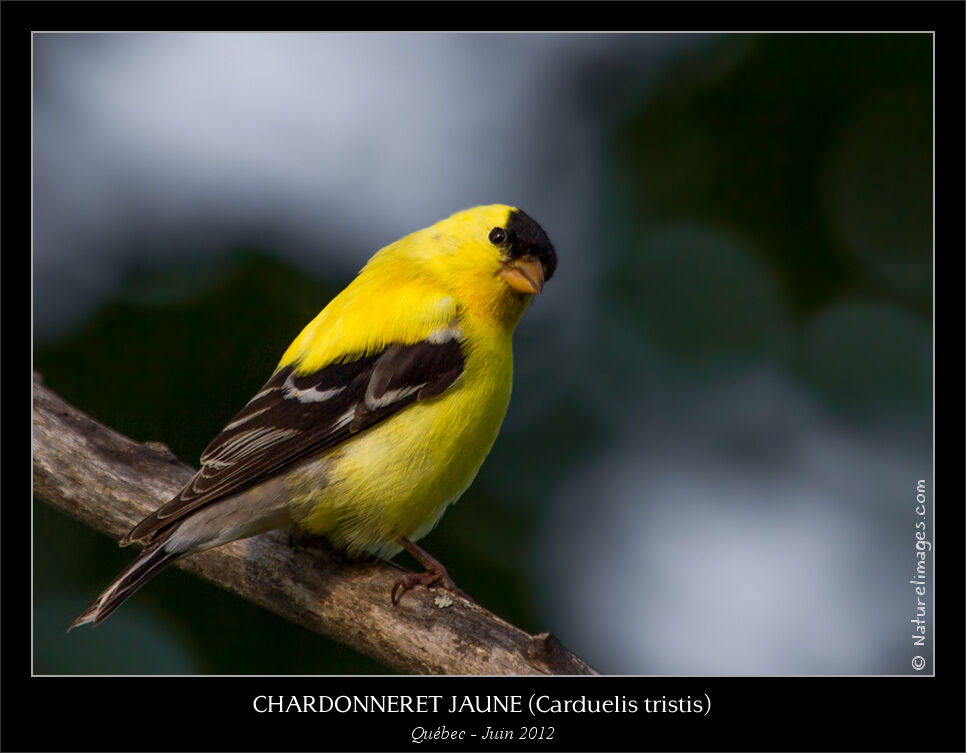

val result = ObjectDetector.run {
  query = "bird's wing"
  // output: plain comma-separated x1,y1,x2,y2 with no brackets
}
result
123,333,465,545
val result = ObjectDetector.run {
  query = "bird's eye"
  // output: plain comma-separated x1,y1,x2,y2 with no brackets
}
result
488,227,507,245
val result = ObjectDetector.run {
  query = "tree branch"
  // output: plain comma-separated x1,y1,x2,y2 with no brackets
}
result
32,373,597,675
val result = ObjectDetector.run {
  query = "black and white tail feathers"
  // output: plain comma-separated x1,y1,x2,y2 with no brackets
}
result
68,541,181,630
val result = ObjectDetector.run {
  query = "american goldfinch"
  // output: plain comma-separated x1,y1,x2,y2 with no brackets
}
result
70,204,556,628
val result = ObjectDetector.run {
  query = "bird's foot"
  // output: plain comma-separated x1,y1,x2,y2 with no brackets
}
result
391,537,474,605
390,566,473,605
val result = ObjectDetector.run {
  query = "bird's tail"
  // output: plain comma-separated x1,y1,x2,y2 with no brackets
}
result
68,542,180,630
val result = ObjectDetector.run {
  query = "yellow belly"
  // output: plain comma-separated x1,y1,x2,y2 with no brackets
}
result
286,345,512,559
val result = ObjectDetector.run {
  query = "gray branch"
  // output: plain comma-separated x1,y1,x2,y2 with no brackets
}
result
32,373,597,675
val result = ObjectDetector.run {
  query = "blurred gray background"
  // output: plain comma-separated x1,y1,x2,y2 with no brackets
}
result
33,32,932,675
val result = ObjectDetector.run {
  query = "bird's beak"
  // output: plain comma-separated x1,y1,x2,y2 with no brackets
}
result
499,256,545,295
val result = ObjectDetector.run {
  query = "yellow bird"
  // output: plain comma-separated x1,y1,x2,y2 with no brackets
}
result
71,204,556,628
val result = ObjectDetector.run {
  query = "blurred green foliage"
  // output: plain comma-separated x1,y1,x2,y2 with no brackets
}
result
608,33,930,411
619,34,931,314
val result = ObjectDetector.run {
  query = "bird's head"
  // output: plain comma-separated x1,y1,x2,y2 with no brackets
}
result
388,204,557,328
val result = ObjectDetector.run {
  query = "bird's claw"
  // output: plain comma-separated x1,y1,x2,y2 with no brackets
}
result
390,569,473,605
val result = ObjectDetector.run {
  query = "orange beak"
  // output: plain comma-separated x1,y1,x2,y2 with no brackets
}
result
499,256,545,295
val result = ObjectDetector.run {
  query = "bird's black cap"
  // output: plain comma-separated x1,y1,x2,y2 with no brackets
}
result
506,209,557,281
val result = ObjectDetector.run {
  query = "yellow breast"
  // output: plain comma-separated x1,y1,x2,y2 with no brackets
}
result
290,328,514,558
